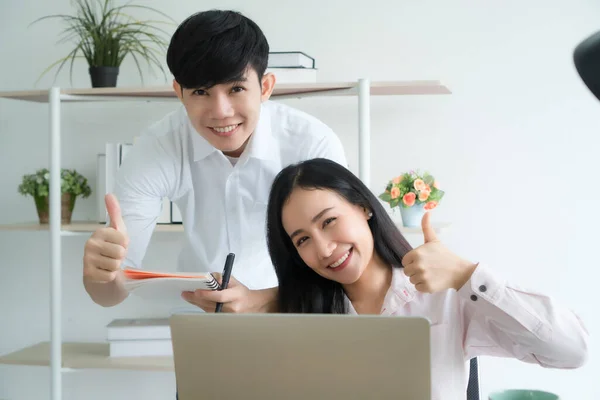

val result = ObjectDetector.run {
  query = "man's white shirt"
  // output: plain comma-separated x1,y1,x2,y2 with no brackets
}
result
114,100,347,290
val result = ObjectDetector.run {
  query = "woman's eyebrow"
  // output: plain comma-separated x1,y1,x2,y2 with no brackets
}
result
289,207,334,240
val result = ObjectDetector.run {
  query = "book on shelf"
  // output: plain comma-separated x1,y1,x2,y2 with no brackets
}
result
107,318,171,341
157,198,172,225
268,51,315,69
104,142,132,202
267,67,317,83
171,202,182,224
107,318,172,357
96,154,106,223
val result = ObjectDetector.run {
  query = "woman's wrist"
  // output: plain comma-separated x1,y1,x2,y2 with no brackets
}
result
453,261,479,291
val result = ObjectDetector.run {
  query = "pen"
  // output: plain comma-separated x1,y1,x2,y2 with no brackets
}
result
215,253,235,313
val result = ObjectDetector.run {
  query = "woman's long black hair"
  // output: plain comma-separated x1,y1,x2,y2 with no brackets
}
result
266,158,413,314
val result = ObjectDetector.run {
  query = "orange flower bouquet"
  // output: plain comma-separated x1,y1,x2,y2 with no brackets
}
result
379,170,445,226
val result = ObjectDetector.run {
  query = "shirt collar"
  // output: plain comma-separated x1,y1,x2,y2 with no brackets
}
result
380,267,417,316
190,102,276,163
346,267,417,315
242,102,275,162
190,113,218,162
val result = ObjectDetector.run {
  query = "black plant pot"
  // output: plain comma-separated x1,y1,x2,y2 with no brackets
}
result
89,66,119,88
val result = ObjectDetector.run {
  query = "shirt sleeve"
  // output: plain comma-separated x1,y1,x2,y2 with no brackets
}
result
112,134,178,269
458,264,589,368
307,129,348,168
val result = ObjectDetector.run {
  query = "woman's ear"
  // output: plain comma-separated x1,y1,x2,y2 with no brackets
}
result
364,208,373,219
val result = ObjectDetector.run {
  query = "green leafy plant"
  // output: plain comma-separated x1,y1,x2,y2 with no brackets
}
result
18,168,92,199
31,0,175,85
379,170,445,210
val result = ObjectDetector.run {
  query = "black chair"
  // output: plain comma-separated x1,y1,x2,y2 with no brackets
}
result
574,30,600,102
466,357,480,400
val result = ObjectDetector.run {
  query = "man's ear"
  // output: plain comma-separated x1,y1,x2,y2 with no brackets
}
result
260,72,276,101
172,79,184,102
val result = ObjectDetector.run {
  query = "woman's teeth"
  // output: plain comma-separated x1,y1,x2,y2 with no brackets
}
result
212,124,239,133
329,250,350,268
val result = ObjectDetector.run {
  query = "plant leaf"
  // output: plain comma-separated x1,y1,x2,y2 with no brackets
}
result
379,192,391,202
30,0,172,85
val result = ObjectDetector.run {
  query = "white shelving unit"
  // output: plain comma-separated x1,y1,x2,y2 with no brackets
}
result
0,221,452,235
0,79,451,400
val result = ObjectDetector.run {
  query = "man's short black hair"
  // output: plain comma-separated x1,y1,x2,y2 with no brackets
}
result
166,10,269,89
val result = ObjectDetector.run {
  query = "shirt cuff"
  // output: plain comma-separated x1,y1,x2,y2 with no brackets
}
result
457,263,506,305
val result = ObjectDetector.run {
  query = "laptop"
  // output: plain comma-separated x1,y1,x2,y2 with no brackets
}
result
170,313,431,400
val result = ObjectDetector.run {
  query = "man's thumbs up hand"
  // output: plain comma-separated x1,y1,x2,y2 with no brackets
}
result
106,193,127,234
83,193,130,283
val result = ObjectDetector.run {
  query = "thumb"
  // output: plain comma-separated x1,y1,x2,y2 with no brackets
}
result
105,193,126,233
210,273,240,288
421,211,438,243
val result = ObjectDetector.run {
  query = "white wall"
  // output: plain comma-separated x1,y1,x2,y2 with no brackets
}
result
1,0,598,399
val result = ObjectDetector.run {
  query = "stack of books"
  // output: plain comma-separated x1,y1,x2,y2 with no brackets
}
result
266,51,317,83
107,318,172,357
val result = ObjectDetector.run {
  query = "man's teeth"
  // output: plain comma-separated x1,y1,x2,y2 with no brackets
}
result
212,124,239,133
330,251,350,268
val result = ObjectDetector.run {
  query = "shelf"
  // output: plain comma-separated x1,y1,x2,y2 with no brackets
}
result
0,80,451,103
0,342,173,372
0,221,449,234
0,221,182,233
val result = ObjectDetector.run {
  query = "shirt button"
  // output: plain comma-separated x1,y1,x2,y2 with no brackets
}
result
470,295,478,301
479,285,487,292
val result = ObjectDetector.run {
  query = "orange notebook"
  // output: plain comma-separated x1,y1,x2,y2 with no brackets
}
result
123,268,220,300
124,269,215,281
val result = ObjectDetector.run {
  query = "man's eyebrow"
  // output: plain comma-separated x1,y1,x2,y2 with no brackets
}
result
188,76,248,91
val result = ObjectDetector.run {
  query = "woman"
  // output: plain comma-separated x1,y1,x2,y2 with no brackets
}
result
266,158,588,399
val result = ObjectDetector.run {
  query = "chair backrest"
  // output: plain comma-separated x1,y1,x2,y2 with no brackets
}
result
574,30,600,101
466,357,480,400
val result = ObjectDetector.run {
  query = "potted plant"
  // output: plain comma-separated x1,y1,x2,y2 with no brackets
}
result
379,170,445,227
31,0,174,88
18,168,92,224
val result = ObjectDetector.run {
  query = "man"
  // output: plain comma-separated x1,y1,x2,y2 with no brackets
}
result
82,9,347,312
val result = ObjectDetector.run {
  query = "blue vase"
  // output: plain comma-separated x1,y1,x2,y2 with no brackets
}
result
488,390,559,400
399,203,426,227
